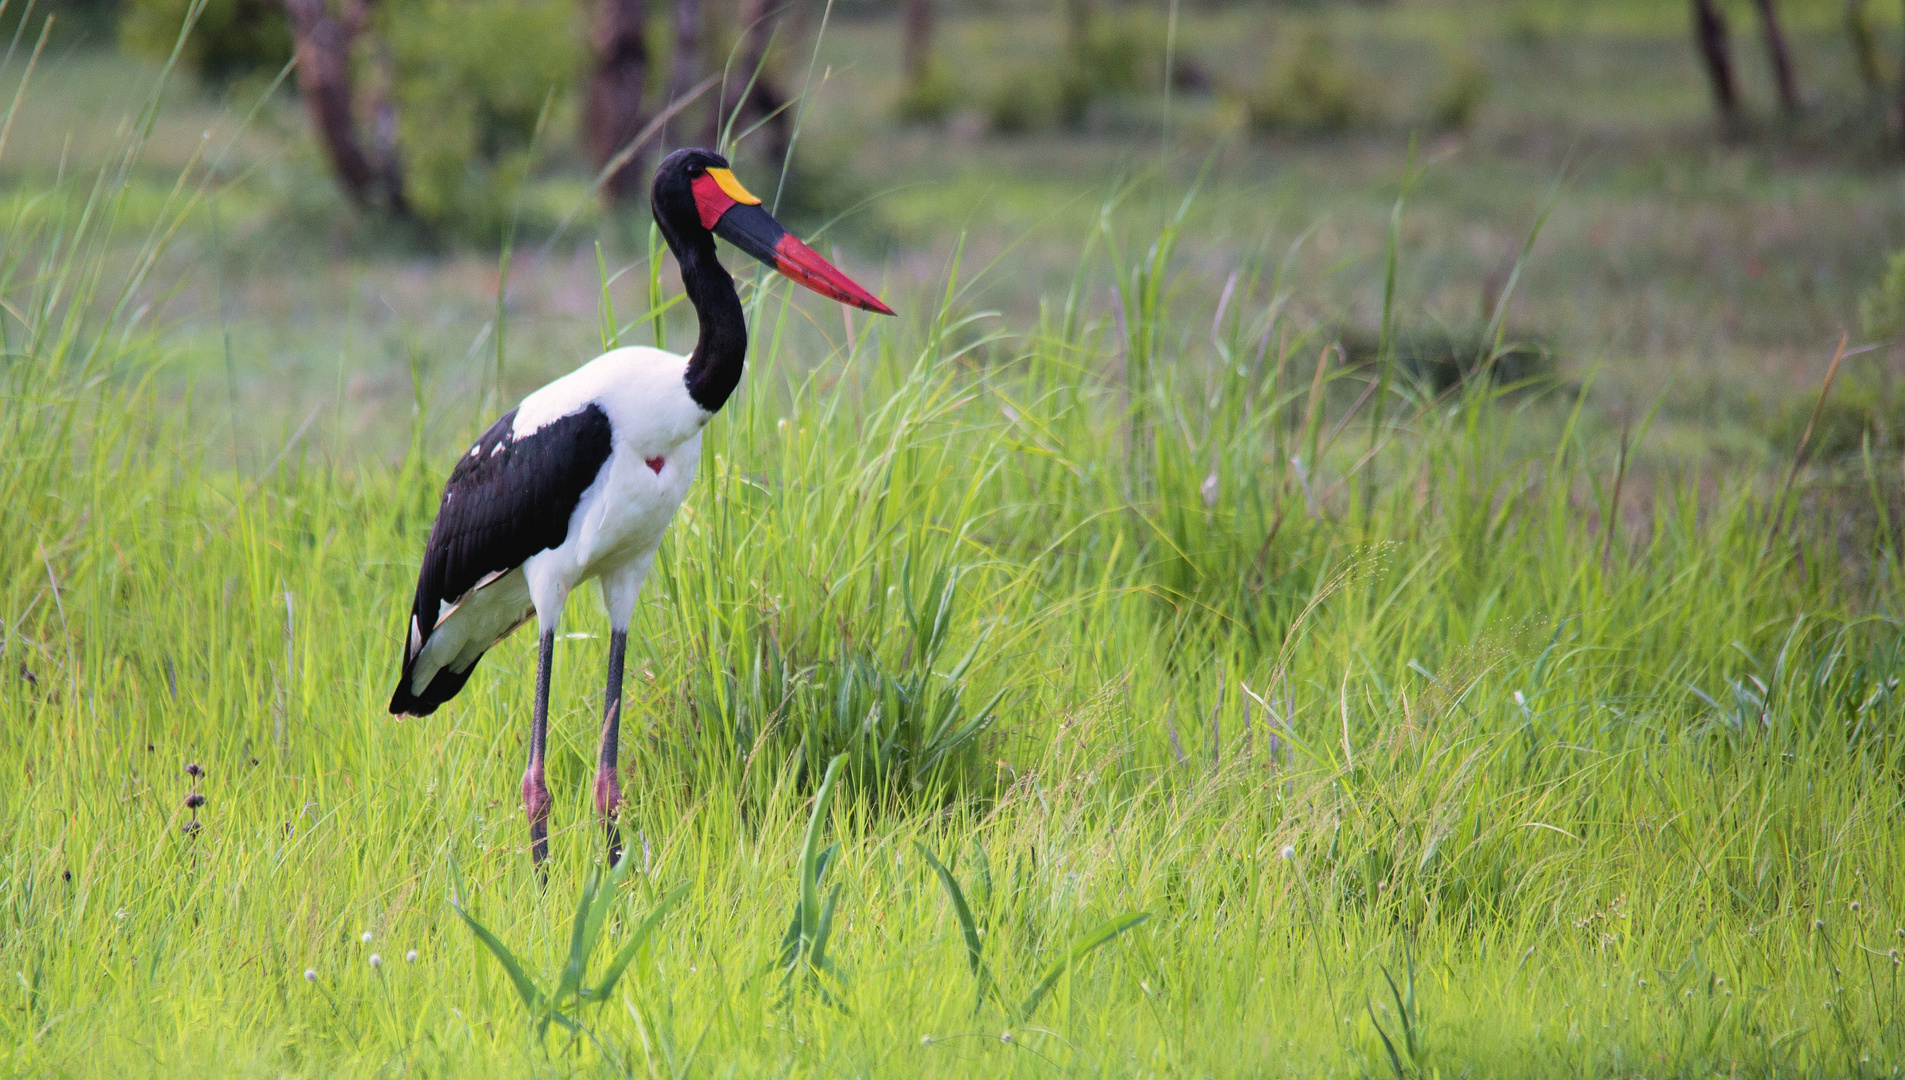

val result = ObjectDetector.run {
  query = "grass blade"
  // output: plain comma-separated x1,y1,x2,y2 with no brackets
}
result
1016,912,1148,1022
593,884,689,1002
914,841,993,1009
556,867,604,1005
449,899,542,1016
798,755,848,957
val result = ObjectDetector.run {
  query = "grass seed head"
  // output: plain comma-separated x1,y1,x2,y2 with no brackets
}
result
184,792,205,809
185,762,202,778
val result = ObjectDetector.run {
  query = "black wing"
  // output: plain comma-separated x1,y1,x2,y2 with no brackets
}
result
389,404,614,715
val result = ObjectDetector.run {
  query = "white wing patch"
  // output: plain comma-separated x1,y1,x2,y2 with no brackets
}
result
410,568,533,694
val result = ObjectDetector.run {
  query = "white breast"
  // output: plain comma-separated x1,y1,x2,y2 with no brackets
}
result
514,346,710,617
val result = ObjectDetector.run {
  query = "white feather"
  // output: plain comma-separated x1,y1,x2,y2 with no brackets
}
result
408,345,710,695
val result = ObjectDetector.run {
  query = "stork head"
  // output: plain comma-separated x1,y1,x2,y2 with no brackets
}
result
650,148,893,315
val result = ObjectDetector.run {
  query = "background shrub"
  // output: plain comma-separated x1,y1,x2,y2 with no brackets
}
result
1431,51,1490,130
119,0,292,83
893,62,960,125
985,65,1060,135
1859,249,1905,341
1248,27,1376,135
387,0,582,238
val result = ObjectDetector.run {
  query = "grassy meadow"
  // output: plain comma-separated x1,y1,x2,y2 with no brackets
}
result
4,1,1905,1076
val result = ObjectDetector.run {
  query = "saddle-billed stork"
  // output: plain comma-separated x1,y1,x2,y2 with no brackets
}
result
388,148,892,865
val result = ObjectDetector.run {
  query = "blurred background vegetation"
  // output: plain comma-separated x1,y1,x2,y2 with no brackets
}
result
2,0,1903,474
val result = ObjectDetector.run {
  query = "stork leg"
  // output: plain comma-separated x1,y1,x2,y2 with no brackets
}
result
595,629,628,863
595,557,650,866
523,628,556,868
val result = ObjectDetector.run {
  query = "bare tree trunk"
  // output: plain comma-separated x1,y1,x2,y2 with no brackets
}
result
282,0,407,215
1898,0,1905,152
666,0,701,147
1690,0,1741,128
1064,0,1092,60
1847,0,1884,92
1753,0,1801,115
585,0,652,202
902,0,933,86
734,0,790,168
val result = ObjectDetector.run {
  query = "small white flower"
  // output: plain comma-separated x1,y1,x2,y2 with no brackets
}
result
920,1035,933,1046
369,953,382,969
999,1031,1013,1044
405,950,418,964
361,931,374,944
1279,845,1295,861
1513,690,1526,708
304,969,317,983
1201,473,1219,509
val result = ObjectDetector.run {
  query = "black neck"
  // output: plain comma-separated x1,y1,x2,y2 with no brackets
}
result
678,239,748,413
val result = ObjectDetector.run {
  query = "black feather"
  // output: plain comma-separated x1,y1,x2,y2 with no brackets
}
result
390,404,614,715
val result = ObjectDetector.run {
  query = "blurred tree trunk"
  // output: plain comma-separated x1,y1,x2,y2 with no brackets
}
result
1065,0,1092,59
667,0,701,146
1898,0,1905,151
1752,0,1801,115
1846,0,1884,92
281,0,408,216
903,0,933,86
1690,0,1740,127
585,0,652,202
733,0,790,168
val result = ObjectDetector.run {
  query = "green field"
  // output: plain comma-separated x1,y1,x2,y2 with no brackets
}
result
3,2,1904,1076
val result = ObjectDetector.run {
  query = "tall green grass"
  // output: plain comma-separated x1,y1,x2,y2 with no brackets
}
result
3,54,1904,1080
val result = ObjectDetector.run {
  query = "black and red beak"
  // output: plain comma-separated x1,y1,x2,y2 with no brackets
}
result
691,167,894,316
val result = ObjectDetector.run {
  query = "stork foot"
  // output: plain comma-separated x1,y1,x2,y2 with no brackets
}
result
522,762,552,868
594,765,623,866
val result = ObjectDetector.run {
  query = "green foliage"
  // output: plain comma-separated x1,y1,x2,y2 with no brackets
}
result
1336,325,1554,393
1859,248,1905,340
984,65,1060,135
450,853,686,1039
985,11,1166,134
917,842,1148,1023
1071,10,1161,98
387,0,580,238
119,0,293,83
1248,27,1377,135
1430,52,1490,131
775,755,848,1000
893,62,961,126
1771,370,1905,462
